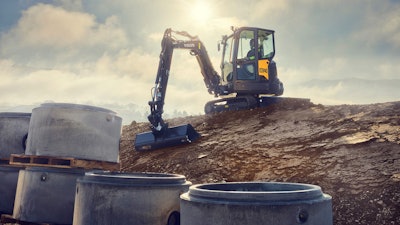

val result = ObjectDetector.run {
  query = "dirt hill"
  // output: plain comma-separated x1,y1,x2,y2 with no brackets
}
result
119,99,400,225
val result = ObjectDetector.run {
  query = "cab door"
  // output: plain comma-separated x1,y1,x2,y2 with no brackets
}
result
234,29,257,81
232,28,276,94
257,29,275,81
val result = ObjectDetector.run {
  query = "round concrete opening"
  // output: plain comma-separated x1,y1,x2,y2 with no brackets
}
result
0,166,23,215
25,103,122,162
180,182,332,225
73,171,191,225
0,112,31,158
13,167,85,224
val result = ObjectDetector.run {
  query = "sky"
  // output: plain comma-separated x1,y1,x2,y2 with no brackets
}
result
0,0,399,124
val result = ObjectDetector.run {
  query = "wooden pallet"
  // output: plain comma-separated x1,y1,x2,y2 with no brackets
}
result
0,214,55,225
0,158,24,168
0,158,10,165
9,154,120,171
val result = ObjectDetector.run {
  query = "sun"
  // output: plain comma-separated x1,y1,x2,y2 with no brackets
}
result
190,1,213,25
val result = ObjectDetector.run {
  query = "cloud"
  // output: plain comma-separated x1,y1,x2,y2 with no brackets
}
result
53,0,83,11
250,0,289,21
350,1,400,50
0,3,128,60
4,4,95,48
1,0,400,124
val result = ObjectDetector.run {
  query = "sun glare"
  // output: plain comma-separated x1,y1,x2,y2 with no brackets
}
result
190,1,213,25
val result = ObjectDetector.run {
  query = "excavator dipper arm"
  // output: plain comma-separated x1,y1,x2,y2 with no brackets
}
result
147,29,222,133
135,28,221,151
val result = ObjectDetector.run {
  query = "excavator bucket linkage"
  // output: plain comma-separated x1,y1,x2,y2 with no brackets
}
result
134,124,200,151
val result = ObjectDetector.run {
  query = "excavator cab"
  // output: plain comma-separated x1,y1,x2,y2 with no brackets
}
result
205,27,283,113
220,27,281,95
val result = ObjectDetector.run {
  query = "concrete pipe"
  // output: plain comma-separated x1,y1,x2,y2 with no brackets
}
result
13,167,85,224
0,166,23,215
0,112,31,159
180,182,333,225
73,171,192,225
25,103,122,162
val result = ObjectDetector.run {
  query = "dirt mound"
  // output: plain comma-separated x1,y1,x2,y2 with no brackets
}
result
120,99,400,225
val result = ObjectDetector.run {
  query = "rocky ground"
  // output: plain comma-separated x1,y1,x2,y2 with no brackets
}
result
119,99,400,225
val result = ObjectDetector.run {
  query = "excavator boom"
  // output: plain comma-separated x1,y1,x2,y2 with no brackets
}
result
135,28,215,151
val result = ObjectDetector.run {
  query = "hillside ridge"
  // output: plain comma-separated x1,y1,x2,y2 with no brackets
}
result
120,100,400,225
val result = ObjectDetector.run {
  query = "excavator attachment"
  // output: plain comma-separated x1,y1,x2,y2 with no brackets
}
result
134,124,200,151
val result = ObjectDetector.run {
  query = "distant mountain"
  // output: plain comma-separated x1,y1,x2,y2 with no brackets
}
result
301,78,400,104
305,78,400,88
0,104,37,114
0,102,190,125
2,78,398,125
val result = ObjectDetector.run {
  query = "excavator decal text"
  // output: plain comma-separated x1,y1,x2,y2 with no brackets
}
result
258,59,270,80
184,43,196,48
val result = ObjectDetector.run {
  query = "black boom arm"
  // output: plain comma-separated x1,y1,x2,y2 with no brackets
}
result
147,28,222,136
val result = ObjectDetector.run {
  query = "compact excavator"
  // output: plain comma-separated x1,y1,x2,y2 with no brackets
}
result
134,27,284,151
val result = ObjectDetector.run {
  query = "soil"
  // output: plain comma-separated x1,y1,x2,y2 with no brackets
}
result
119,98,400,225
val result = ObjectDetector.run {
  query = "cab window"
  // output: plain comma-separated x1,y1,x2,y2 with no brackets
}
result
237,30,255,60
221,35,234,82
236,29,256,80
258,30,274,59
